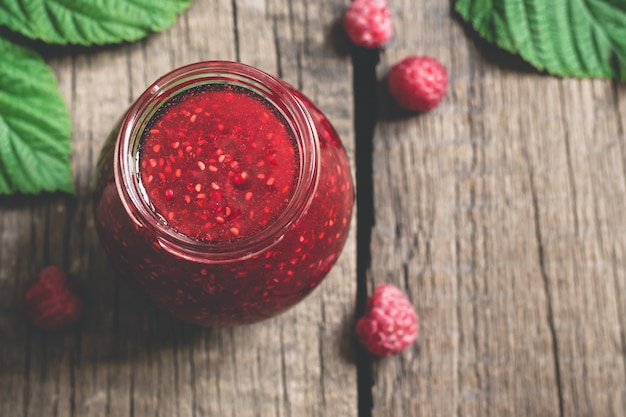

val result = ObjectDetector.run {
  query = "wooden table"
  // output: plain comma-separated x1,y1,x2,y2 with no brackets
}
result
2,0,626,416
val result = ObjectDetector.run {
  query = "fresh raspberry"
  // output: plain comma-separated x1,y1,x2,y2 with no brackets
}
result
356,284,418,356
388,55,448,112
343,0,393,48
23,265,84,330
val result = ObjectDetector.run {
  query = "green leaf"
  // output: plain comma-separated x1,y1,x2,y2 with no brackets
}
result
0,0,191,45
455,0,626,79
0,36,74,194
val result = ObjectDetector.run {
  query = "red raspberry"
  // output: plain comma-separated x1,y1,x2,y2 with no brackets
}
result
356,284,418,356
23,265,84,330
388,55,448,112
343,0,392,48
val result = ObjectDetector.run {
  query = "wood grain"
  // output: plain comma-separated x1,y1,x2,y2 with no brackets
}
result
368,0,626,416
3,0,626,415
0,1,356,416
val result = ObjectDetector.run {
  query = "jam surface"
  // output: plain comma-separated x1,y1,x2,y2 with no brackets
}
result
139,85,298,241
94,78,354,326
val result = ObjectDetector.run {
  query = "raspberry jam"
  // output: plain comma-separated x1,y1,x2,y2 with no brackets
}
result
139,85,299,241
93,61,354,326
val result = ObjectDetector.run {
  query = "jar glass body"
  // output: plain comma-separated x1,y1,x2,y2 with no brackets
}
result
93,61,354,326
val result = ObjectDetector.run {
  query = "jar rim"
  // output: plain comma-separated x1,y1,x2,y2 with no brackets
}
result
114,61,320,262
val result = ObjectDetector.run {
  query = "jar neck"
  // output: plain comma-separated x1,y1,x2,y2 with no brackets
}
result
114,61,320,262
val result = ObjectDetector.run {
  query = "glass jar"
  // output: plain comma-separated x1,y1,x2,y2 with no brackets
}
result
93,61,354,326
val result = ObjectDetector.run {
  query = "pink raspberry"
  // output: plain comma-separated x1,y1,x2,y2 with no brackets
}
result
343,0,393,48
23,265,84,330
356,284,418,356
388,55,448,112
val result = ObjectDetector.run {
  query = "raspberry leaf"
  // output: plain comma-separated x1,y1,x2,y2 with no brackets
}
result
0,0,191,45
0,36,74,194
455,0,626,79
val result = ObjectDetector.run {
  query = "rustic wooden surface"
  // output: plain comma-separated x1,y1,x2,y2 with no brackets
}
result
368,0,626,416
2,0,626,416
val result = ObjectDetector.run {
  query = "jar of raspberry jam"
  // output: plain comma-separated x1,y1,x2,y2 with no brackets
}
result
93,61,354,326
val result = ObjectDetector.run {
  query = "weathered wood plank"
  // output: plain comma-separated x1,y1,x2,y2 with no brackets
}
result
529,77,626,415
368,0,626,416
0,0,356,416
